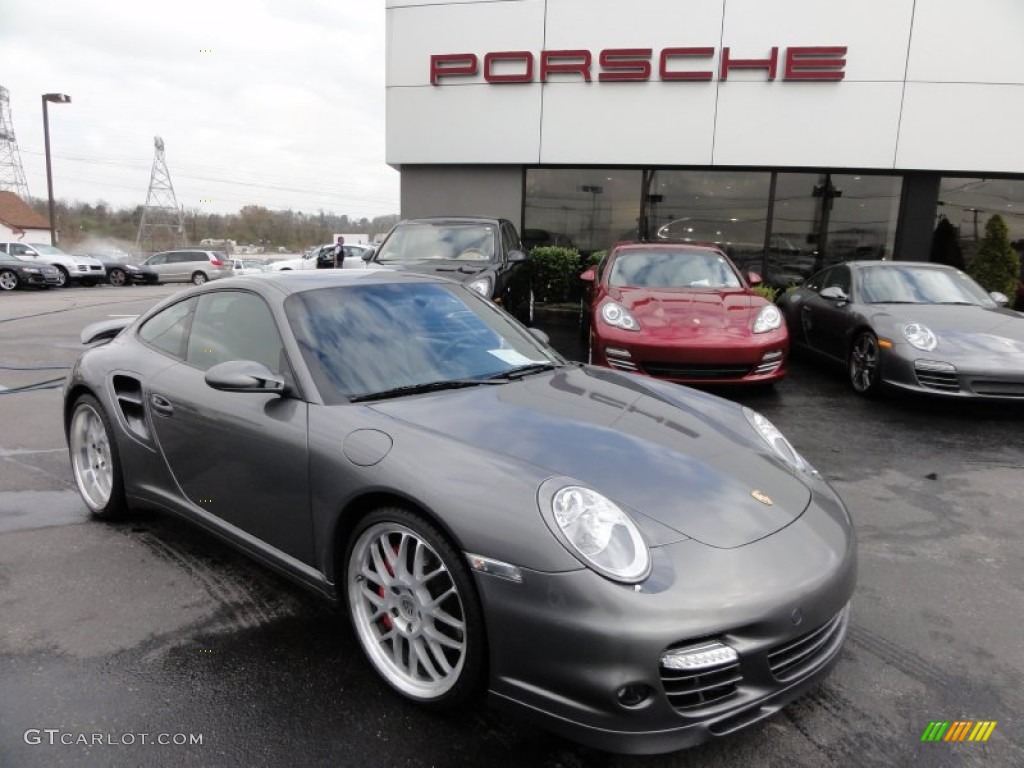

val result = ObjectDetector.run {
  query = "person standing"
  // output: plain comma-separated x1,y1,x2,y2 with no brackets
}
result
332,235,346,269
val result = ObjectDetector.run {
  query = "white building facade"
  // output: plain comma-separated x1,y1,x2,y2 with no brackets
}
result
386,0,1024,276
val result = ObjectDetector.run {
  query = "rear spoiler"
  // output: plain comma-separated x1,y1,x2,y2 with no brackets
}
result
81,316,137,345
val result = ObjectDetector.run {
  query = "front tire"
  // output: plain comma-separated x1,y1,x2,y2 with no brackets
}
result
54,266,69,288
0,269,18,291
848,331,882,396
68,394,128,519
108,268,127,287
345,507,484,709
191,271,208,285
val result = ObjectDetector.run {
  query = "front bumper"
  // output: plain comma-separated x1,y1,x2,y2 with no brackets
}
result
880,346,1024,400
69,265,107,282
476,485,856,754
591,327,788,385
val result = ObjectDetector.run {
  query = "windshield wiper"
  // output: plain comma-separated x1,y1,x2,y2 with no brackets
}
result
486,362,561,381
349,378,505,403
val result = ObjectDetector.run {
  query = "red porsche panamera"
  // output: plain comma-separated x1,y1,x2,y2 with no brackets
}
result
581,243,788,385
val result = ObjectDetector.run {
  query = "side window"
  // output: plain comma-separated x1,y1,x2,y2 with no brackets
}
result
501,222,519,257
172,252,195,264
137,298,196,359
147,253,167,265
595,252,612,282
805,268,830,292
186,291,285,373
9,243,32,256
824,266,851,294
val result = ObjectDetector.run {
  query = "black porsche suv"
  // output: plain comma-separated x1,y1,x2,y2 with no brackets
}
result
370,217,534,324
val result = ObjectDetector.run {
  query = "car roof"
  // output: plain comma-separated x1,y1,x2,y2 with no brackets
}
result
215,268,458,296
611,242,729,256
843,261,959,270
401,217,503,225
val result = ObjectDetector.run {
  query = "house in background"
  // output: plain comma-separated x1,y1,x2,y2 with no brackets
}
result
0,191,51,242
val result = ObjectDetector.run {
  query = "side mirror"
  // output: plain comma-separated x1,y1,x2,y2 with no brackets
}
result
508,250,527,263
989,291,1009,307
205,360,285,394
361,250,374,262
747,271,763,286
819,286,848,302
580,268,596,282
528,328,550,344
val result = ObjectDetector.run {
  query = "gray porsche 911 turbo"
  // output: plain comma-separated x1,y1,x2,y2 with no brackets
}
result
777,261,1024,399
64,270,856,754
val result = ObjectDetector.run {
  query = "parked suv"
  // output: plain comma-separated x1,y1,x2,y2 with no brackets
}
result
141,249,233,284
0,242,105,287
370,217,534,323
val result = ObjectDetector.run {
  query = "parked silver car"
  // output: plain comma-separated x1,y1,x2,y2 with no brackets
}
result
142,249,233,285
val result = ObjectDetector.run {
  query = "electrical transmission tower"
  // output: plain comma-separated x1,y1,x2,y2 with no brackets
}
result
136,136,186,253
0,86,31,199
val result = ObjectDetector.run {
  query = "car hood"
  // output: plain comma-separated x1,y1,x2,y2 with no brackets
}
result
370,366,811,549
607,286,761,338
71,255,104,267
872,304,1024,356
373,259,493,282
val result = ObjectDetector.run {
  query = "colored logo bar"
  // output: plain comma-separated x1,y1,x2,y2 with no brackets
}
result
921,721,997,742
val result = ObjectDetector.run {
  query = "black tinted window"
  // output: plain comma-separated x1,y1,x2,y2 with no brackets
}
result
138,298,196,359
186,291,285,372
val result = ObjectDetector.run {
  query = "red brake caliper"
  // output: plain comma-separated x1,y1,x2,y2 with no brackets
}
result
378,540,399,630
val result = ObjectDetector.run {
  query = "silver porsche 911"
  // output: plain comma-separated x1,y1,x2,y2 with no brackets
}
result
778,261,1024,398
64,270,856,754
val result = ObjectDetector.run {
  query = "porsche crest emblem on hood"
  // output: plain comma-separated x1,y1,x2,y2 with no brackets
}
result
751,490,773,506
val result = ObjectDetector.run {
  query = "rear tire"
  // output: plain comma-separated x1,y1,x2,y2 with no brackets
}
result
345,507,485,709
68,394,128,519
191,271,208,285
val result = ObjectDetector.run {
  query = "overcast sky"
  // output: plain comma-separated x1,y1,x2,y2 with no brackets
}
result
1,0,399,218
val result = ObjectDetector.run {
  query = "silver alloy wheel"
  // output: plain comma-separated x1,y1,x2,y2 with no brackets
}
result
0,269,17,291
69,403,114,510
347,522,468,700
109,268,126,286
192,271,208,285
849,332,879,393
54,267,68,287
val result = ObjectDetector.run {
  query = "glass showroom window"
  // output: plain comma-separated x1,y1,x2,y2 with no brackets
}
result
938,177,1024,259
524,169,642,255
645,170,772,275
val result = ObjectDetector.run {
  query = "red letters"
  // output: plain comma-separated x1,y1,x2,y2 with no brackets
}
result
659,47,714,81
784,46,847,81
598,49,653,82
540,50,593,82
430,53,478,85
431,46,846,84
720,47,779,80
484,51,534,83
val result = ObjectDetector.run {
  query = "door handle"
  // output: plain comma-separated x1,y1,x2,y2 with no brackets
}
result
150,393,174,417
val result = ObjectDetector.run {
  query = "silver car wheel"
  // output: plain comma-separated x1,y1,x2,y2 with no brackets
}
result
54,266,68,288
849,332,880,394
69,403,114,510
191,271,208,285
0,269,17,291
347,522,468,701
109,268,126,286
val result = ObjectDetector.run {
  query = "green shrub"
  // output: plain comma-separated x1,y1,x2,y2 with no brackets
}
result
751,284,779,303
529,246,583,302
585,250,606,266
968,214,1020,298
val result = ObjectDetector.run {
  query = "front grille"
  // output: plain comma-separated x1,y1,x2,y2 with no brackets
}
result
642,362,752,380
969,379,1024,397
768,608,848,682
607,359,638,372
660,658,742,712
90,265,103,271
915,365,959,392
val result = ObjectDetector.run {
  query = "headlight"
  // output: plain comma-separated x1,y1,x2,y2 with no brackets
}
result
753,304,783,333
600,300,641,331
123,265,138,271
22,267,41,274
550,486,650,583
467,276,492,297
902,322,937,351
743,407,818,476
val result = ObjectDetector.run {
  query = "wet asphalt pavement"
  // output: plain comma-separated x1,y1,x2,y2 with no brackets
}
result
0,287,1021,768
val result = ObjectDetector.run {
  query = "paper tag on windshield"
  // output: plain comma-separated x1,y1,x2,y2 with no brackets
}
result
488,349,543,365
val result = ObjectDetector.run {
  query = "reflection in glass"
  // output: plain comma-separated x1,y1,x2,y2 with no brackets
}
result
524,169,642,254
938,177,1024,261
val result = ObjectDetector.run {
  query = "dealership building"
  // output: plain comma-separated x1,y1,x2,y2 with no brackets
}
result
385,0,1024,280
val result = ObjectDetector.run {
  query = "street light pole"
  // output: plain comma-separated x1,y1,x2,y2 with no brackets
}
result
41,93,71,246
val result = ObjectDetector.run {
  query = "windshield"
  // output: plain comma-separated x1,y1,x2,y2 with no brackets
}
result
375,223,498,264
28,244,68,256
609,249,742,289
286,282,562,403
858,266,995,306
